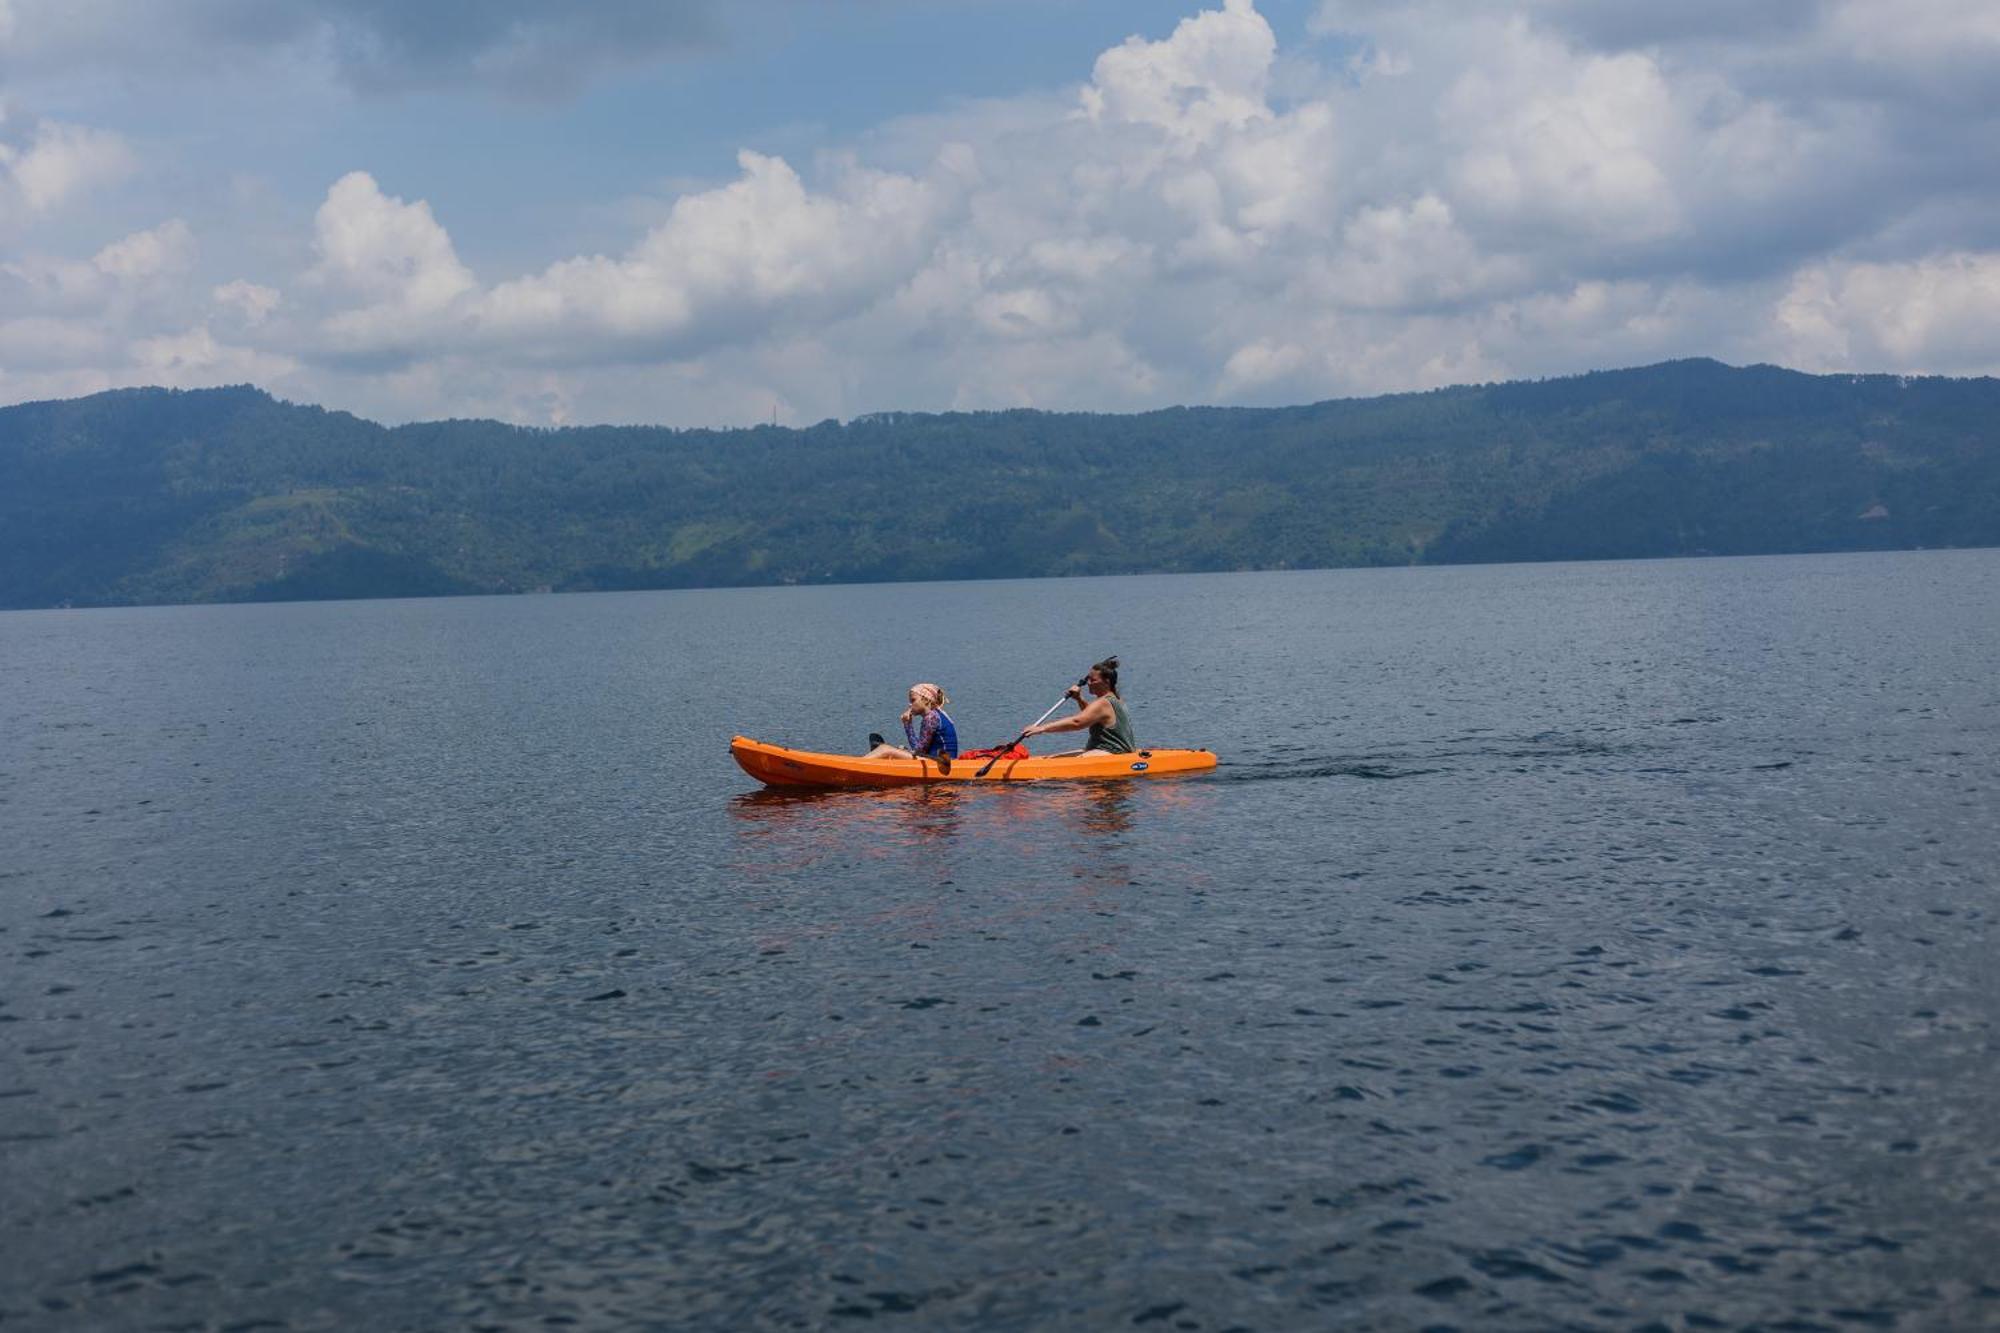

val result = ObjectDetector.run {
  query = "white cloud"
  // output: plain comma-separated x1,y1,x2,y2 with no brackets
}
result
131,324,300,388
1822,0,2000,68
286,0,2000,420
312,171,472,307
310,171,475,355
0,116,133,221
1064,0,1336,274
474,150,939,360
0,315,113,369
1313,194,1529,310
0,203,295,400
5,0,2000,426
3,219,197,311
1444,35,1684,243
92,218,196,283
212,279,282,326
1083,0,1277,150
1219,337,1310,394
1,252,106,309
1777,251,2000,376
0,315,298,405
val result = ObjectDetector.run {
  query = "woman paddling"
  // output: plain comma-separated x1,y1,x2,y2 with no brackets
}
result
863,683,960,761
1023,657,1135,756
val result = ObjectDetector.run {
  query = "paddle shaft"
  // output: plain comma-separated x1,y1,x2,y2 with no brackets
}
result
976,678,1087,777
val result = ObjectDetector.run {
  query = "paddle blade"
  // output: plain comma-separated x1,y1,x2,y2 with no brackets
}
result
975,733,1027,778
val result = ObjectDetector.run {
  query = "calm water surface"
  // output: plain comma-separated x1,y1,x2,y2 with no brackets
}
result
2,553,1997,1331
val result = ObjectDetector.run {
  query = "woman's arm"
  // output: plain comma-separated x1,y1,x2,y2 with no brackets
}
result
1026,697,1111,737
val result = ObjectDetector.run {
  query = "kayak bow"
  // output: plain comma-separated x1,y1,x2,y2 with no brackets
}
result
730,735,1217,788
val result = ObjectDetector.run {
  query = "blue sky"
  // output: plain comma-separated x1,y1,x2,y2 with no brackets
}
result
2,0,1996,426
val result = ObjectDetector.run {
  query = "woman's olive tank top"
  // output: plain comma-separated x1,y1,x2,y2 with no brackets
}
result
1087,697,1136,753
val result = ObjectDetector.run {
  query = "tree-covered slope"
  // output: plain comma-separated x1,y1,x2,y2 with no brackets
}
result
2,359,1995,608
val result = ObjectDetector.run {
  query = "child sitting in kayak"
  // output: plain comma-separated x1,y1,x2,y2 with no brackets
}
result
863,683,959,761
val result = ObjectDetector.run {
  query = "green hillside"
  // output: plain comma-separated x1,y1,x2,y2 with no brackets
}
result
2,359,1995,609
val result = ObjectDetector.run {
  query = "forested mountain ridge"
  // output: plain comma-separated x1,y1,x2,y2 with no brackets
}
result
3,358,1996,609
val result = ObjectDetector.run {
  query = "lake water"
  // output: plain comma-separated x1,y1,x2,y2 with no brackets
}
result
3,551,1997,1331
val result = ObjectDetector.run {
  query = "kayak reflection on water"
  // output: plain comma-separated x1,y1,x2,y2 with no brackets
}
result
728,785,968,857
725,778,1146,847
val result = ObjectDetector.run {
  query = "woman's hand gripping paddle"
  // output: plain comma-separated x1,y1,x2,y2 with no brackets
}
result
976,678,1087,778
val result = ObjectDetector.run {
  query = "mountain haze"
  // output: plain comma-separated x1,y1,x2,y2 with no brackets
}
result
3,359,1996,610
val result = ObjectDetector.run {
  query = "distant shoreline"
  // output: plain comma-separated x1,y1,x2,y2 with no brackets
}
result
5,358,1997,611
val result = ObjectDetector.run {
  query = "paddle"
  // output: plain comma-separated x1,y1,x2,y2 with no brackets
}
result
976,677,1087,778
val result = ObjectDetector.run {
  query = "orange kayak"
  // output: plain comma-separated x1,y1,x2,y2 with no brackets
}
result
731,735,1218,788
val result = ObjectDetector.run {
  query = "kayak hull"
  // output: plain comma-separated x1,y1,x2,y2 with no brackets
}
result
730,735,1217,788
